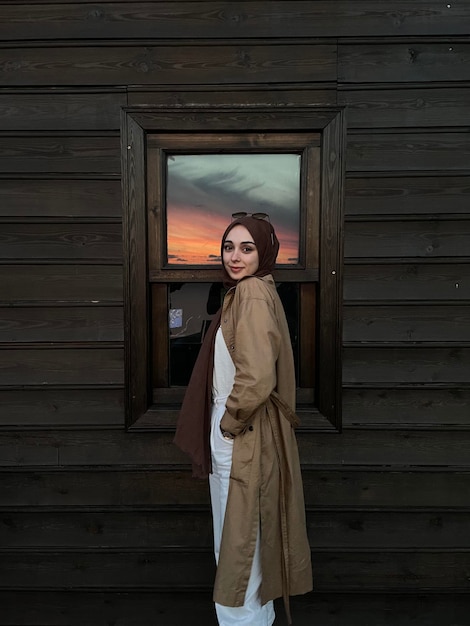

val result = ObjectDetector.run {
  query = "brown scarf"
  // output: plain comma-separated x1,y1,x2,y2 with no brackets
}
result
173,216,279,478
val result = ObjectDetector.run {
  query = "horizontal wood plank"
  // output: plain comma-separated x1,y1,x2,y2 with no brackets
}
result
347,133,470,173
0,2,468,40
344,264,470,301
339,43,470,83
128,85,337,107
2,429,470,468
1,467,469,508
0,549,218,589
0,590,217,626
0,266,123,303
343,346,470,385
339,87,470,128
0,469,211,507
343,388,470,426
0,389,124,427
0,136,120,174
315,551,470,591
0,223,122,261
345,219,470,259
300,430,470,468
0,549,468,591
345,176,470,216
0,306,123,343
0,591,468,626
0,348,124,386
0,91,125,131
0,510,213,549
1,509,469,550
0,44,336,86
3,226,120,265
0,179,121,218
343,304,470,343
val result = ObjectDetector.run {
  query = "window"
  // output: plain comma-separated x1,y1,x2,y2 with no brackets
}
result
122,106,345,431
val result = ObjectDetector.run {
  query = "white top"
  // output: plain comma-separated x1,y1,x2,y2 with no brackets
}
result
212,326,236,402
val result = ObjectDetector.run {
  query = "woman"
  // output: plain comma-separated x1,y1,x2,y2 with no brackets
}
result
174,213,313,625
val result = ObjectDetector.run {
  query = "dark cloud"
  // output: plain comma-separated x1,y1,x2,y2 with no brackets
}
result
167,156,300,234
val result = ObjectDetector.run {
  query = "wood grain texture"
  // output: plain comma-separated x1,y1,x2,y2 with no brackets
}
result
0,306,123,342
0,136,120,174
344,264,469,301
122,114,148,426
0,265,123,303
0,510,214,549
0,179,121,218
0,348,124,386
339,87,470,128
128,85,337,107
0,550,217,589
299,283,316,387
0,2,468,40
343,388,470,426
298,429,470,467
345,176,470,216
343,346,470,385
302,468,470,508
347,132,470,173
0,590,218,626
339,43,470,83
345,219,470,259
0,44,337,86
151,284,169,388
317,110,345,429
0,469,211,507
0,389,124,427
126,106,341,134
343,304,470,343
0,91,125,131
0,223,122,261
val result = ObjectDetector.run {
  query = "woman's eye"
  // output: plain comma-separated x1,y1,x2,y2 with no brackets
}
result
243,247,254,253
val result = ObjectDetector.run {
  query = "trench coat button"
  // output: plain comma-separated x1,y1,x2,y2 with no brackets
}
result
224,319,227,323
248,425,253,431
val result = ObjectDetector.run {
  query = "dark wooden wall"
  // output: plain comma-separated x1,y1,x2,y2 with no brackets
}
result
1,2,470,624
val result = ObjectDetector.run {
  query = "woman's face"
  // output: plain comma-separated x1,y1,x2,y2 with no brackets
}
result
223,224,260,281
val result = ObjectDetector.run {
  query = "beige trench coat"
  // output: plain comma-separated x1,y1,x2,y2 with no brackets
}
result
215,274,313,610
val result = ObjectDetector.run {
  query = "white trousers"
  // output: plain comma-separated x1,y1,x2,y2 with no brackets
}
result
209,399,275,626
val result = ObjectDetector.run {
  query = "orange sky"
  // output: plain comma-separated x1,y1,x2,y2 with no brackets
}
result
167,206,299,265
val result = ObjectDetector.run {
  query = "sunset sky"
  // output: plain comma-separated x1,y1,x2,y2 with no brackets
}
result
165,153,301,265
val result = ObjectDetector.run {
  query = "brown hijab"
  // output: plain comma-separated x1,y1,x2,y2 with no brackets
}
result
173,215,279,478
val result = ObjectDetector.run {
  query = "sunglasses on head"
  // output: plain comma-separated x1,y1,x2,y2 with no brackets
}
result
231,211,270,222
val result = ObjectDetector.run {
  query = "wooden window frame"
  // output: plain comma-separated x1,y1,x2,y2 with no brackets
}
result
121,105,345,432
